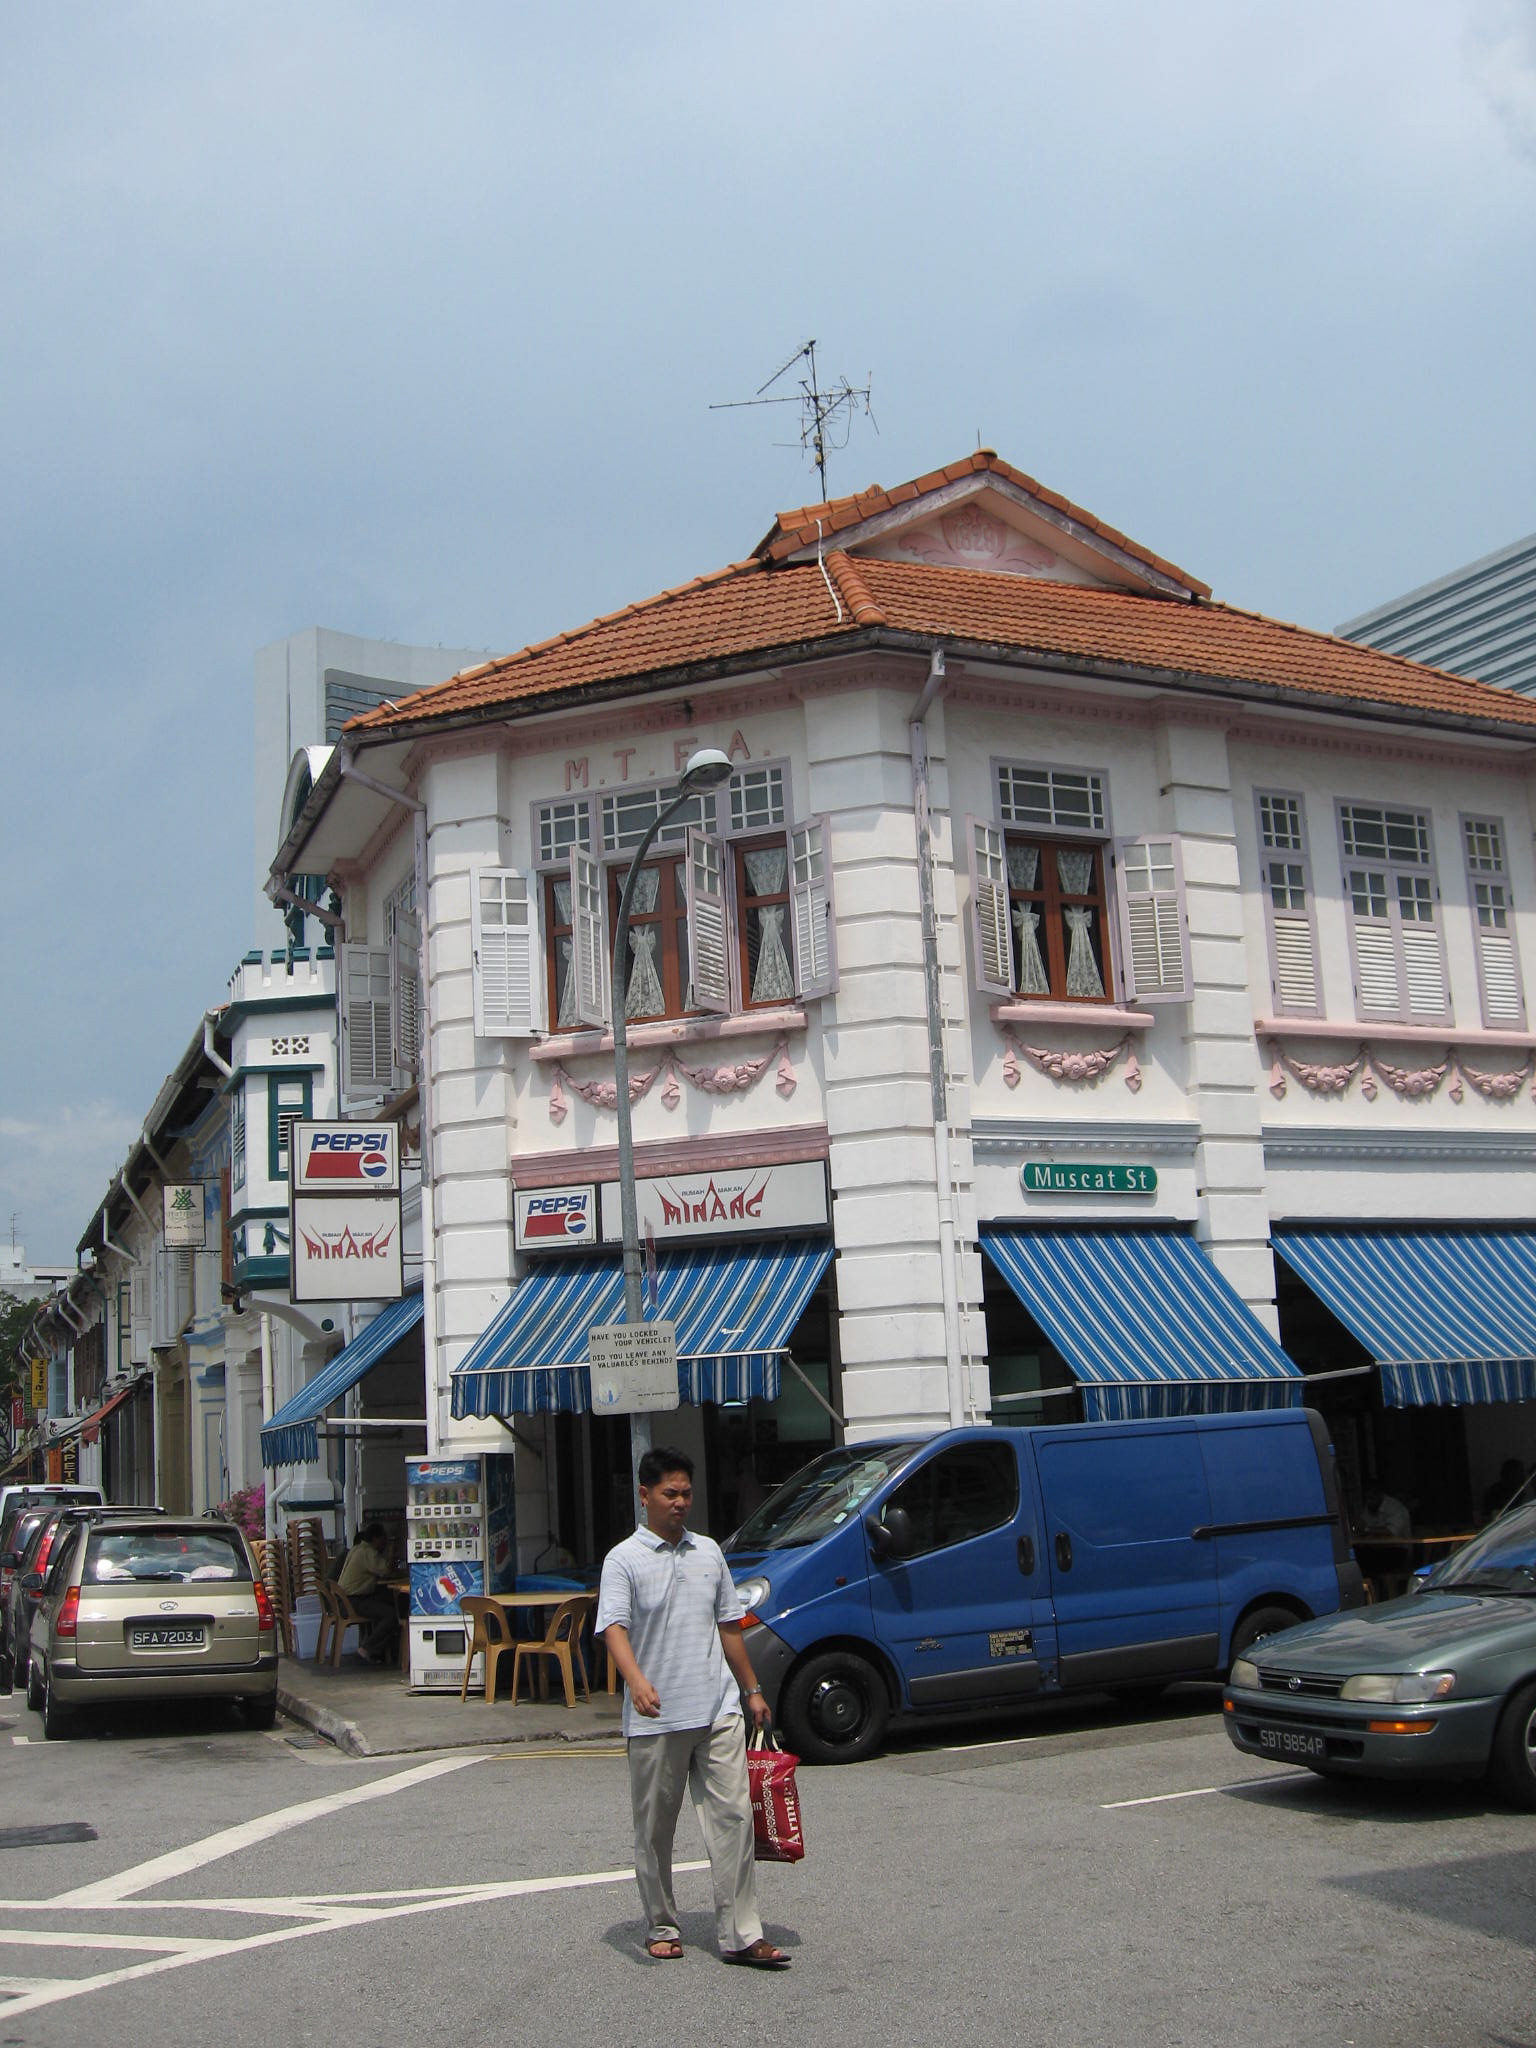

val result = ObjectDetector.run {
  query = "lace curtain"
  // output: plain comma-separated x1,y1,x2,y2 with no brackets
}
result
1056,851,1104,998
744,847,793,1002
1005,843,1048,994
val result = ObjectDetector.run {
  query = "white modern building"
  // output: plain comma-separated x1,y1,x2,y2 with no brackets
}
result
1340,532,1536,698
266,450,1536,1567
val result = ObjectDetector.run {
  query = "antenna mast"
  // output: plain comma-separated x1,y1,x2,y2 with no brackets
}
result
711,339,875,499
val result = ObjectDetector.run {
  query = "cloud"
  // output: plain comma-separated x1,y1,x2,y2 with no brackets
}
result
1465,0,1536,165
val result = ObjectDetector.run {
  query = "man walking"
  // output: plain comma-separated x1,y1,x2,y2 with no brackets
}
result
597,1446,791,1968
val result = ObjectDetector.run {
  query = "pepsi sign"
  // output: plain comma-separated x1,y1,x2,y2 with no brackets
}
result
515,1186,596,1250
292,1122,400,1193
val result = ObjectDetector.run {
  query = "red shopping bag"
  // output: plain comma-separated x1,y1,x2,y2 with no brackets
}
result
747,1729,805,1864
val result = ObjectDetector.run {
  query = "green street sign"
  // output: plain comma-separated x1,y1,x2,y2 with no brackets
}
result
1022,1162,1157,1196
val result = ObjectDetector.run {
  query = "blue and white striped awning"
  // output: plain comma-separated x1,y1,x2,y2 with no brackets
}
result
982,1228,1303,1422
262,1291,425,1468
1274,1230,1536,1408
450,1238,833,1418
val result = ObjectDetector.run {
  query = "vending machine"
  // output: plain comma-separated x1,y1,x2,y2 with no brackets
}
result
405,1455,517,1691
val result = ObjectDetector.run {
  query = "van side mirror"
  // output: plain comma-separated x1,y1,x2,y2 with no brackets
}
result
20,1572,43,1595
1,1551,18,1570
867,1506,913,1562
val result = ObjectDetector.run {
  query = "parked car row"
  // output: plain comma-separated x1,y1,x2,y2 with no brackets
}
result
3,1501,279,1737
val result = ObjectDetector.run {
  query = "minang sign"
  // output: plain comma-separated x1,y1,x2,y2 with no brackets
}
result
604,1159,828,1245
291,1193,404,1301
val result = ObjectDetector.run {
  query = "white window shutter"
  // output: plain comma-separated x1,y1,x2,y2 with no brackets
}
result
570,846,610,1029
1401,925,1448,1020
390,908,422,1076
789,816,838,999
471,871,538,1037
968,816,1011,997
1352,921,1400,1016
1116,836,1191,1003
342,943,394,1098
1479,930,1523,1024
1271,912,1318,1011
686,829,731,1014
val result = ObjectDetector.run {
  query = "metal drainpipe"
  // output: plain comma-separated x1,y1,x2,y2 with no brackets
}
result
260,1312,277,1552
909,647,969,1428
334,747,443,1449
203,1013,233,1079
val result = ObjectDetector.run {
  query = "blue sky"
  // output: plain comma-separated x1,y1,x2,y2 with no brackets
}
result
3,1,1535,1262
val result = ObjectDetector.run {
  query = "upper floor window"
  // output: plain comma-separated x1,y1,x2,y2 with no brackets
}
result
480,766,834,1037
1255,791,1320,1015
1462,815,1525,1027
970,762,1189,1006
230,1094,246,1190
1335,802,1448,1023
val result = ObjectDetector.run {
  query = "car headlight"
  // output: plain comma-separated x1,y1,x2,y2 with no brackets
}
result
1339,1672,1455,1704
1228,1658,1260,1689
733,1576,772,1617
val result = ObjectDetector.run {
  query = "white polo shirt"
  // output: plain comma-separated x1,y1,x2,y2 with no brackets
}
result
596,1524,744,1738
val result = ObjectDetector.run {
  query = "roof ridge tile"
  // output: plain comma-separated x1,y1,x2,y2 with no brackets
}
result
826,550,887,626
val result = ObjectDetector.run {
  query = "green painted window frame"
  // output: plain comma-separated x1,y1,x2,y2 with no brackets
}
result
268,1073,313,1182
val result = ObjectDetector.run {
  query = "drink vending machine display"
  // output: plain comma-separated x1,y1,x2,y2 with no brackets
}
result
405,1455,517,1690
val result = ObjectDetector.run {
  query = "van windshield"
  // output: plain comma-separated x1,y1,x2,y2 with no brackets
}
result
727,1444,922,1553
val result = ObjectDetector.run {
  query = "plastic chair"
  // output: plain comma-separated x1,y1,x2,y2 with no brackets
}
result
315,1579,366,1668
458,1596,517,1703
511,1595,592,1709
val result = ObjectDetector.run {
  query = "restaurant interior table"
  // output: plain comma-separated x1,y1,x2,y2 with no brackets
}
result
1352,1533,1476,1601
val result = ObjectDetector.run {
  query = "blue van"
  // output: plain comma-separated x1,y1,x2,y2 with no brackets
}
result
726,1409,1364,1763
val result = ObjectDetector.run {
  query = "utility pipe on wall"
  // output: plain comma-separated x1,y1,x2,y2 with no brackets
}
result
260,1311,277,1553
909,647,969,1428
202,1013,233,1079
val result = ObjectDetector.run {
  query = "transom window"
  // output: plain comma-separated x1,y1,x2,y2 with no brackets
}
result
1005,837,1113,1001
730,765,787,834
997,764,1105,835
1340,804,1431,866
1258,793,1304,853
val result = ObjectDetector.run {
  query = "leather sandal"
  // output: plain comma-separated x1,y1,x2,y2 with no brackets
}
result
645,1937,684,1960
721,1940,791,1969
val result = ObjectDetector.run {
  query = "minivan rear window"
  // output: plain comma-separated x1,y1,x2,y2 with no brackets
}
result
84,1530,251,1584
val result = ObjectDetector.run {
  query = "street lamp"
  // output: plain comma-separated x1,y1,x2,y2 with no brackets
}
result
611,747,733,1491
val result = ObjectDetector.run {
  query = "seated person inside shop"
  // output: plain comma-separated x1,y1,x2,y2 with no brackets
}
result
1354,1483,1411,1541
337,1520,400,1664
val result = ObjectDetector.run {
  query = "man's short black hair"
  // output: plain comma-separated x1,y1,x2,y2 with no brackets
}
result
638,1447,693,1488
361,1520,387,1545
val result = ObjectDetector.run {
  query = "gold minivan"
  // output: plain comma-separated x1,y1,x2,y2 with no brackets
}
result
25,1515,279,1738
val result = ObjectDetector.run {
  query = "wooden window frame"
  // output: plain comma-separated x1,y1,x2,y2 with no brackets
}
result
1003,833,1116,1004
1254,789,1322,1017
1461,812,1526,1028
1335,801,1451,1026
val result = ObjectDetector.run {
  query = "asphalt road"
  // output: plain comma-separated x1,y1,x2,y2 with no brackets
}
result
0,1685,1532,2048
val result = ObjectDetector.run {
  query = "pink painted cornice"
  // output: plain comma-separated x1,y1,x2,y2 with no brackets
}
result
1256,1016,1536,1051
512,1122,831,1189
992,1001,1156,1031
530,1006,807,1063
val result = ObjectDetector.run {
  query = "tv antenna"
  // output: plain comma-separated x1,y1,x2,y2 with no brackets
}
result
711,339,875,500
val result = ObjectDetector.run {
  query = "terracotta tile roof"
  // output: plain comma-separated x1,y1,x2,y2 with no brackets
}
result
347,550,1536,739
755,448,1211,597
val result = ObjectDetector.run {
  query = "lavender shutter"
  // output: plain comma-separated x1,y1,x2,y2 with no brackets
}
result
471,870,538,1036
1115,836,1190,1003
390,907,422,1074
342,943,394,1098
686,828,731,1014
790,816,837,999
968,816,1012,997
570,845,610,1029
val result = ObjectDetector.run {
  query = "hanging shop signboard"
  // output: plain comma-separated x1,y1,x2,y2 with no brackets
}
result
587,1320,680,1414
513,1186,597,1251
291,1122,400,1194
1021,1162,1158,1196
290,1192,404,1302
30,1358,48,1414
163,1183,207,1249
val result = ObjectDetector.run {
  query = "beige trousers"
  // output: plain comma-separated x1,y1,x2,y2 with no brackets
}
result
627,1713,763,1952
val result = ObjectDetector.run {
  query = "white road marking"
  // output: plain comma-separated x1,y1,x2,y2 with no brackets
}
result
0,1930,217,1954
0,1860,710,2015
1102,1773,1301,1808
0,1977,73,1996
10,1736,28,1746
50,1751,485,1906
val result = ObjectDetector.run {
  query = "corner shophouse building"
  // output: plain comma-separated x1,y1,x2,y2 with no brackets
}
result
270,452,1536,1553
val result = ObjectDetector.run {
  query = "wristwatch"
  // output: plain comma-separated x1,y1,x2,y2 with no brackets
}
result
746,1685,764,1697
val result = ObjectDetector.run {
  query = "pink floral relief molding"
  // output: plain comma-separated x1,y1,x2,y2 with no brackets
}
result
1265,1037,1536,1105
549,1035,797,1123
1002,1027,1143,1093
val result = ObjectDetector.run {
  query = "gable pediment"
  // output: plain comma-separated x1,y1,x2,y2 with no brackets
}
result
862,492,1112,588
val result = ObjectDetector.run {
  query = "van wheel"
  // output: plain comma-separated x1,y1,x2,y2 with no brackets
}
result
41,1675,74,1741
1488,1681,1536,1810
0,1647,12,1694
781,1651,890,1765
26,1657,44,1713
1228,1605,1303,1667
243,1694,279,1732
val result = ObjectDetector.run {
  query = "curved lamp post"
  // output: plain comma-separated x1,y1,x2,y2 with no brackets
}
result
611,747,733,1487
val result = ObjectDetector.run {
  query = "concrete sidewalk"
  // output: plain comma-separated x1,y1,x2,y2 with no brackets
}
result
277,1656,625,1758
